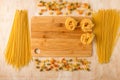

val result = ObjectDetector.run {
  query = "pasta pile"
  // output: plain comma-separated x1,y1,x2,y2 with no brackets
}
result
80,18,95,45
65,17,95,45
34,58,91,71
5,10,32,69
93,9,120,63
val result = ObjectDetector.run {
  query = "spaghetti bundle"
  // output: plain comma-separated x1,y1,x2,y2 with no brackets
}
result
5,10,32,69
93,10,120,63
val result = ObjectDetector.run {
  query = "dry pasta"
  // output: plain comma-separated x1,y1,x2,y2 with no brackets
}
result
5,10,32,69
93,9,120,63
80,18,94,32
65,17,78,31
80,33,95,45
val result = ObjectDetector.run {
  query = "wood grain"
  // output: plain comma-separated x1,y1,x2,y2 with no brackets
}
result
31,32,83,39
32,50,92,57
31,16,92,57
31,16,90,23
31,39,92,51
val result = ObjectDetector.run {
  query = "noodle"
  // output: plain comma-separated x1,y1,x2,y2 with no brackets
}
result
93,9,120,63
5,10,32,69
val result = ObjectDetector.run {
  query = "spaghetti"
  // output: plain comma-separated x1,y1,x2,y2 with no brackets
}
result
93,9,120,63
5,10,32,69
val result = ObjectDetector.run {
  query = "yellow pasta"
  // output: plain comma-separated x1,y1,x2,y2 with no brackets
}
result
80,18,94,32
5,10,32,69
65,17,78,31
80,33,95,45
93,9,120,63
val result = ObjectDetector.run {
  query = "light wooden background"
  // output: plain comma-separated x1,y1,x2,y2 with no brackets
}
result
0,0,120,80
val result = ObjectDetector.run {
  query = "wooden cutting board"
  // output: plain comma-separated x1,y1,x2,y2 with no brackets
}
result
31,16,92,57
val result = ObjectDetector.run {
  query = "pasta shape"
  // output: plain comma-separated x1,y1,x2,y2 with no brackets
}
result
93,9,120,63
80,18,94,32
65,17,78,31
80,33,95,45
5,10,32,70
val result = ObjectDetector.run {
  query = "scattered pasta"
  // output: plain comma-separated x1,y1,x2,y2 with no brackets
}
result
34,58,91,71
37,1,92,16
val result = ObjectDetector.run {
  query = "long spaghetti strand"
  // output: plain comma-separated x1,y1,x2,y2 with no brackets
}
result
93,9,120,63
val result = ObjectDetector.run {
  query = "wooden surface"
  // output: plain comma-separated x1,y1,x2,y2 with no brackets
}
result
0,0,120,80
31,16,92,57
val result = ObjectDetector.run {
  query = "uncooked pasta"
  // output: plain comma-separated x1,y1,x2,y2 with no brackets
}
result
5,10,32,69
65,17,78,31
93,9,120,63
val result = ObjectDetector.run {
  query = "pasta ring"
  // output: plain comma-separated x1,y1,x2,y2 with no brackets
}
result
80,33,95,45
65,17,78,31
80,18,94,32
